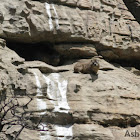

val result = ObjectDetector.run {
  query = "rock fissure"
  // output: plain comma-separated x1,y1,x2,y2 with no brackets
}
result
87,111,140,128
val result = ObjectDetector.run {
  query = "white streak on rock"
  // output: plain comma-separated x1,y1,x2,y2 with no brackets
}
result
43,74,56,105
43,73,70,113
36,98,47,111
33,72,47,111
34,72,73,140
45,2,53,30
55,125,73,140
39,123,50,140
57,74,70,111
33,72,42,96
52,4,59,29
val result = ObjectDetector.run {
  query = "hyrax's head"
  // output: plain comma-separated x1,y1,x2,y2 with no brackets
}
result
90,58,99,73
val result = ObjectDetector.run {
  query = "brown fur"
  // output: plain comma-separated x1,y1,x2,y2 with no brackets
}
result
74,58,99,74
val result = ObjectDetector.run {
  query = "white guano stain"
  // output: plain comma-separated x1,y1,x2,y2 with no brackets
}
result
33,72,42,96
52,4,59,29
55,125,73,140
45,2,53,30
43,73,70,113
33,72,47,112
33,72,73,139
34,72,72,139
39,123,50,140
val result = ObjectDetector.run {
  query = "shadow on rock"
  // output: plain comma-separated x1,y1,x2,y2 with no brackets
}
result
89,74,98,82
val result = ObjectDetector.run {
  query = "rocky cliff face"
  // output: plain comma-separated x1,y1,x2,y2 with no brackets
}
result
0,0,140,62
0,0,140,140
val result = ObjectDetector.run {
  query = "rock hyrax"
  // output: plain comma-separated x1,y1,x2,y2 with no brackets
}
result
74,58,99,74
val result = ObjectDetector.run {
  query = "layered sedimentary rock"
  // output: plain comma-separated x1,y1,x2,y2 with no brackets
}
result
0,0,140,139
0,38,140,139
0,0,140,61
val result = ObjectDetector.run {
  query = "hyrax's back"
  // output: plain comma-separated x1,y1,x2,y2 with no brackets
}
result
74,62,84,73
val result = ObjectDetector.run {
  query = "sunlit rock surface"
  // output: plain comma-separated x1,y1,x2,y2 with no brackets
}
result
0,0,140,139
0,38,140,139
0,0,140,61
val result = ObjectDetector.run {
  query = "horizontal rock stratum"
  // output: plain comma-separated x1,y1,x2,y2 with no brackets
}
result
0,36,140,139
0,0,140,139
0,0,140,61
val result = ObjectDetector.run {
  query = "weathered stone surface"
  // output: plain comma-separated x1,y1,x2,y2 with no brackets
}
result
0,0,140,139
0,0,140,61
66,63,140,126
1,39,140,139
19,61,69,73
0,39,26,95
53,44,98,59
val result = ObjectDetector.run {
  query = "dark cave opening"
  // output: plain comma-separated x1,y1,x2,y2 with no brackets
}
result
111,59,140,70
6,42,61,66
6,41,140,70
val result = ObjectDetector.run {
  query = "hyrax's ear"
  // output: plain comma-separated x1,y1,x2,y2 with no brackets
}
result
94,59,98,63
90,59,93,62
